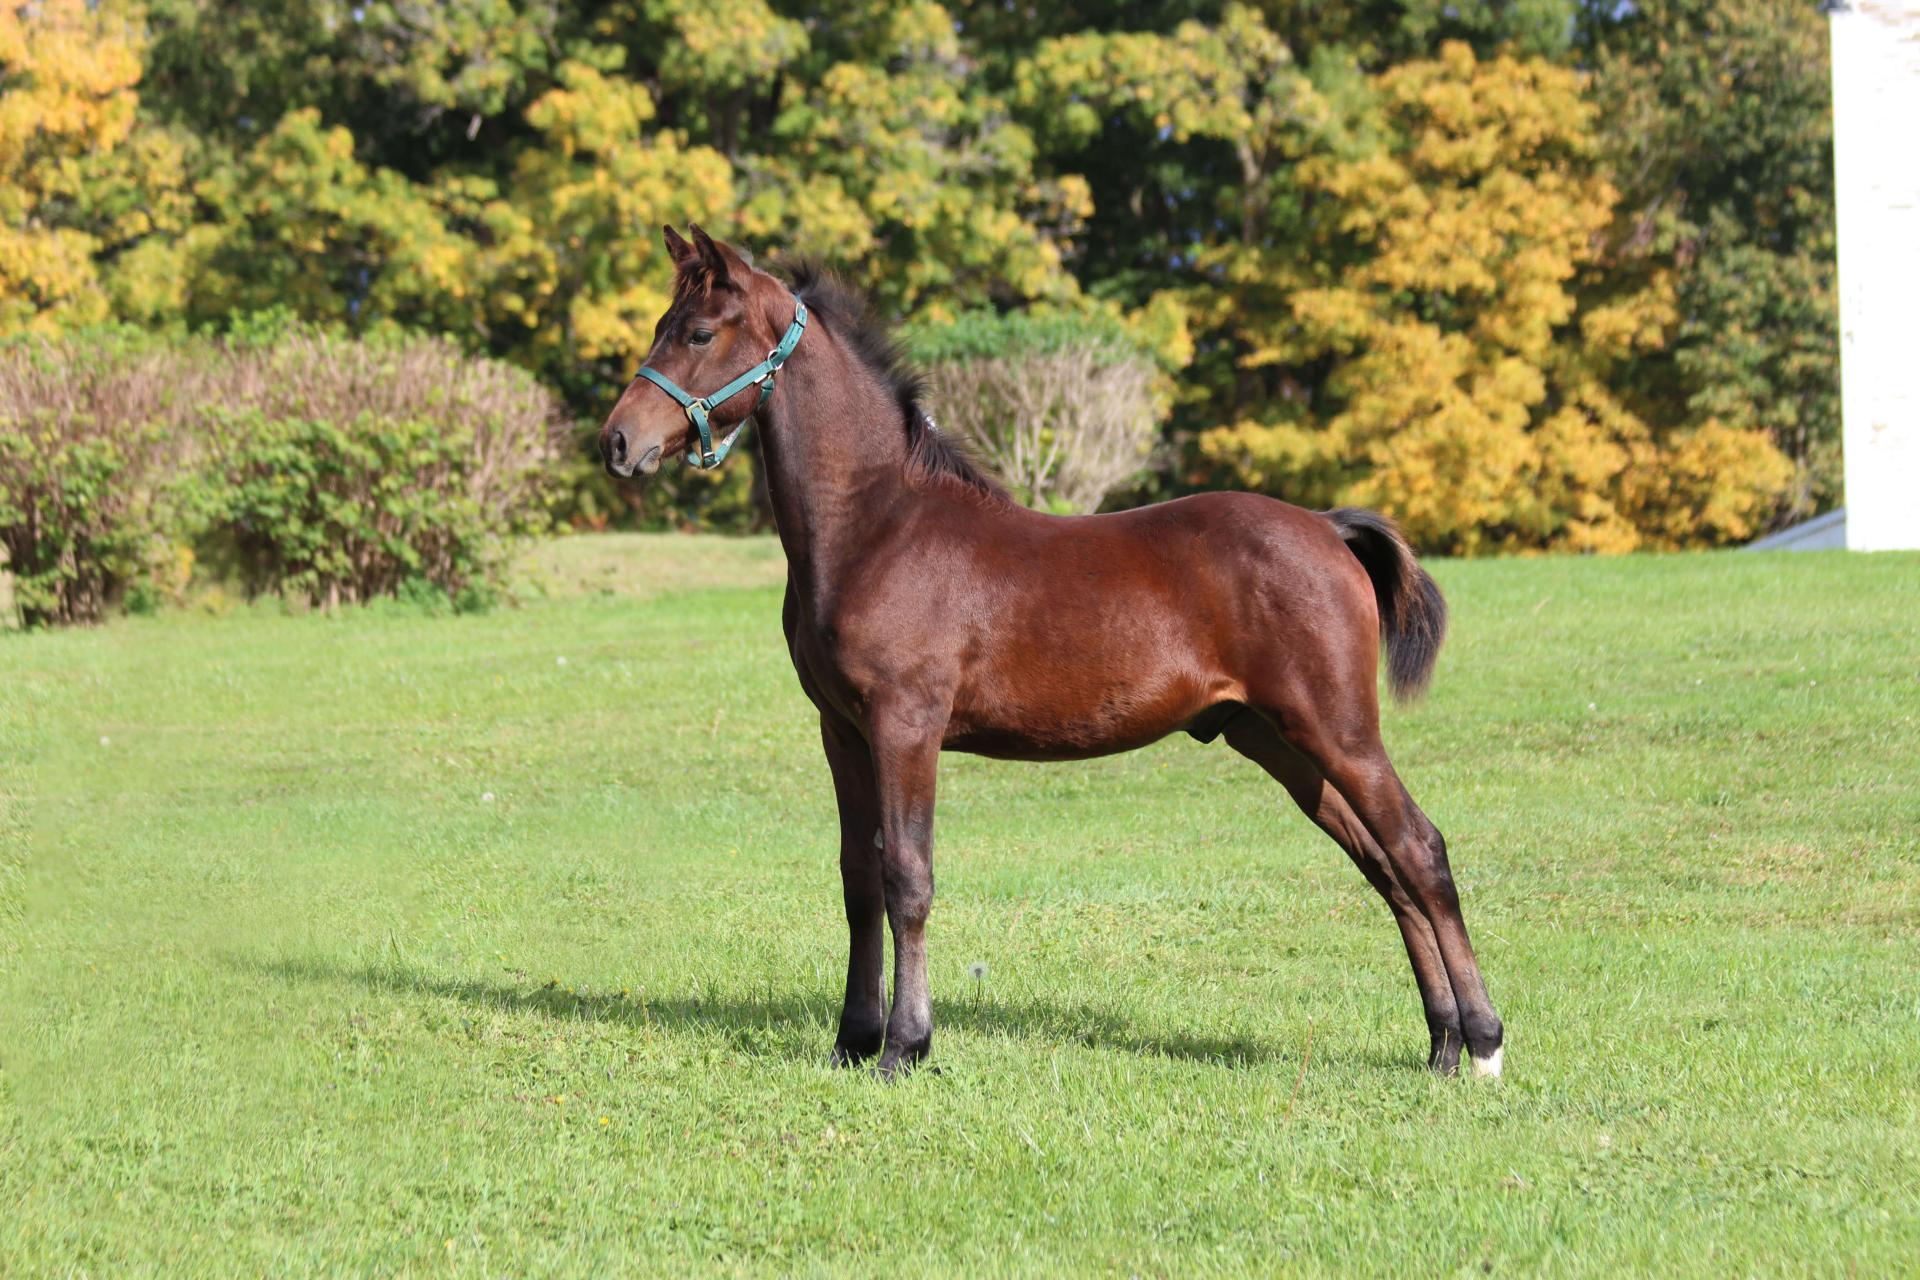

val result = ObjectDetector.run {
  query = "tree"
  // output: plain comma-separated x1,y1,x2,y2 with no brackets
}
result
127,2,1087,373
1578,0,1838,517
0,0,145,333
1023,18,1792,550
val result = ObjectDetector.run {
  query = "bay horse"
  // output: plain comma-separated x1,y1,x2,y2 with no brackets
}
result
601,226,1504,1079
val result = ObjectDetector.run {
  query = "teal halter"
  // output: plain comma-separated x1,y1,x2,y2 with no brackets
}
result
633,298,809,469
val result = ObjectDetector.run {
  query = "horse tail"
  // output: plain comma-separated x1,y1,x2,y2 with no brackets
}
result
1325,507,1447,704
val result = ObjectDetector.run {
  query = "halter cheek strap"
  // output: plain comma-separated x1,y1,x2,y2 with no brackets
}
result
633,297,809,469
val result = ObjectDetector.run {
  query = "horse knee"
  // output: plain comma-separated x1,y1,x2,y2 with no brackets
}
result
880,856,932,925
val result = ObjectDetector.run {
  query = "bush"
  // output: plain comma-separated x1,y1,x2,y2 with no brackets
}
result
0,329,561,626
0,333,186,626
901,309,1144,366
901,310,1163,514
188,334,561,608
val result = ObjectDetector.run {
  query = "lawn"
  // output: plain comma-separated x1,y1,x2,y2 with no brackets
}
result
2,535,1917,1275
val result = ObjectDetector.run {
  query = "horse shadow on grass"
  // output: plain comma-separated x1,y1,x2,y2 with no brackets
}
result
241,955,1405,1071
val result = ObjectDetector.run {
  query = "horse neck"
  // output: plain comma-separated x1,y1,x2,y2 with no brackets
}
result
755,325,912,599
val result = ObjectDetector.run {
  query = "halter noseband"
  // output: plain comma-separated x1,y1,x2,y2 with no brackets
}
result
633,297,809,469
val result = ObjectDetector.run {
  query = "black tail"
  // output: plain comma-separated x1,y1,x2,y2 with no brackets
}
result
1325,508,1447,704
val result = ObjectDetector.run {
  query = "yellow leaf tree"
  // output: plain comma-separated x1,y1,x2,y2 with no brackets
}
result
1197,40,1791,551
0,0,142,334
1022,15,1792,551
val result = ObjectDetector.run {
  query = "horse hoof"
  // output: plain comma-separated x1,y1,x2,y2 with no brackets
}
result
1428,1033,1464,1076
1470,1045,1504,1078
830,1040,880,1068
875,1047,930,1080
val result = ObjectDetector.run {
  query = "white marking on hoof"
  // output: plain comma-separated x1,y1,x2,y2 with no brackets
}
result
1471,1045,1504,1078
873,828,884,850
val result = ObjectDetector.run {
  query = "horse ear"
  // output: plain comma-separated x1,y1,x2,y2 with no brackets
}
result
662,225,695,268
687,224,732,286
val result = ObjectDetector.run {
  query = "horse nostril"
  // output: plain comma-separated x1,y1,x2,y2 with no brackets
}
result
608,427,629,464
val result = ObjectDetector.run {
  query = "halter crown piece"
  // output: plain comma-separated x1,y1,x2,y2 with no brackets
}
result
633,297,809,469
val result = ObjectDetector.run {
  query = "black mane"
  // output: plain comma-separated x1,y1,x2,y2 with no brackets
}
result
776,260,1008,503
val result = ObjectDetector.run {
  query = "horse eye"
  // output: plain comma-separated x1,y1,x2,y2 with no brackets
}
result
689,329,714,346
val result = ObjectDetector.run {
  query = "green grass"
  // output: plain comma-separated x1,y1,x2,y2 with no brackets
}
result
3,535,1917,1275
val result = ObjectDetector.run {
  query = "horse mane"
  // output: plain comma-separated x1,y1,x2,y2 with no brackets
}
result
774,259,1010,504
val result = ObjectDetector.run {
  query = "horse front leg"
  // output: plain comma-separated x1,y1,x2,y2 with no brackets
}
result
868,710,943,1078
821,715,886,1066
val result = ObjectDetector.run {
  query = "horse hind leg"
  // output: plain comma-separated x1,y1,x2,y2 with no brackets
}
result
1284,719,1505,1076
1222,712,1467,1074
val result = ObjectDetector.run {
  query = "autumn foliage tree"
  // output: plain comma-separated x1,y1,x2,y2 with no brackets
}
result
1201,41,1792,551
0,0,143,332
1019,12,1796,551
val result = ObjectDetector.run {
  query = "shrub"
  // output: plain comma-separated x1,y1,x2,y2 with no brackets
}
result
0,332,186,626
901,310,1163,514
902,309,1142,366
0,329,561,626
189,334,561,609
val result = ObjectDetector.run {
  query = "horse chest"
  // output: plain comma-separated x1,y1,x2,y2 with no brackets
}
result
783,603,900,722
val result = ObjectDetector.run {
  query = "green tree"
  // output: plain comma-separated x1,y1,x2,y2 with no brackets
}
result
1578,0,1838,516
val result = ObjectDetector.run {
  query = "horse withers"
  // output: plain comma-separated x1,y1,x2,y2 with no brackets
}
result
601,225,1504,1080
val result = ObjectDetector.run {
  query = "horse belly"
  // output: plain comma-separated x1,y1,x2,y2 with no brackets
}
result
943,658,1229,762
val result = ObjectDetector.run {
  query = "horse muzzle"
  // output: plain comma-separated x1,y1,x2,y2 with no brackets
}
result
603,424,664,479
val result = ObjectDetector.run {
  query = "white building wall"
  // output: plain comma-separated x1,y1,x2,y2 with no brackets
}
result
1831,1,1920,551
